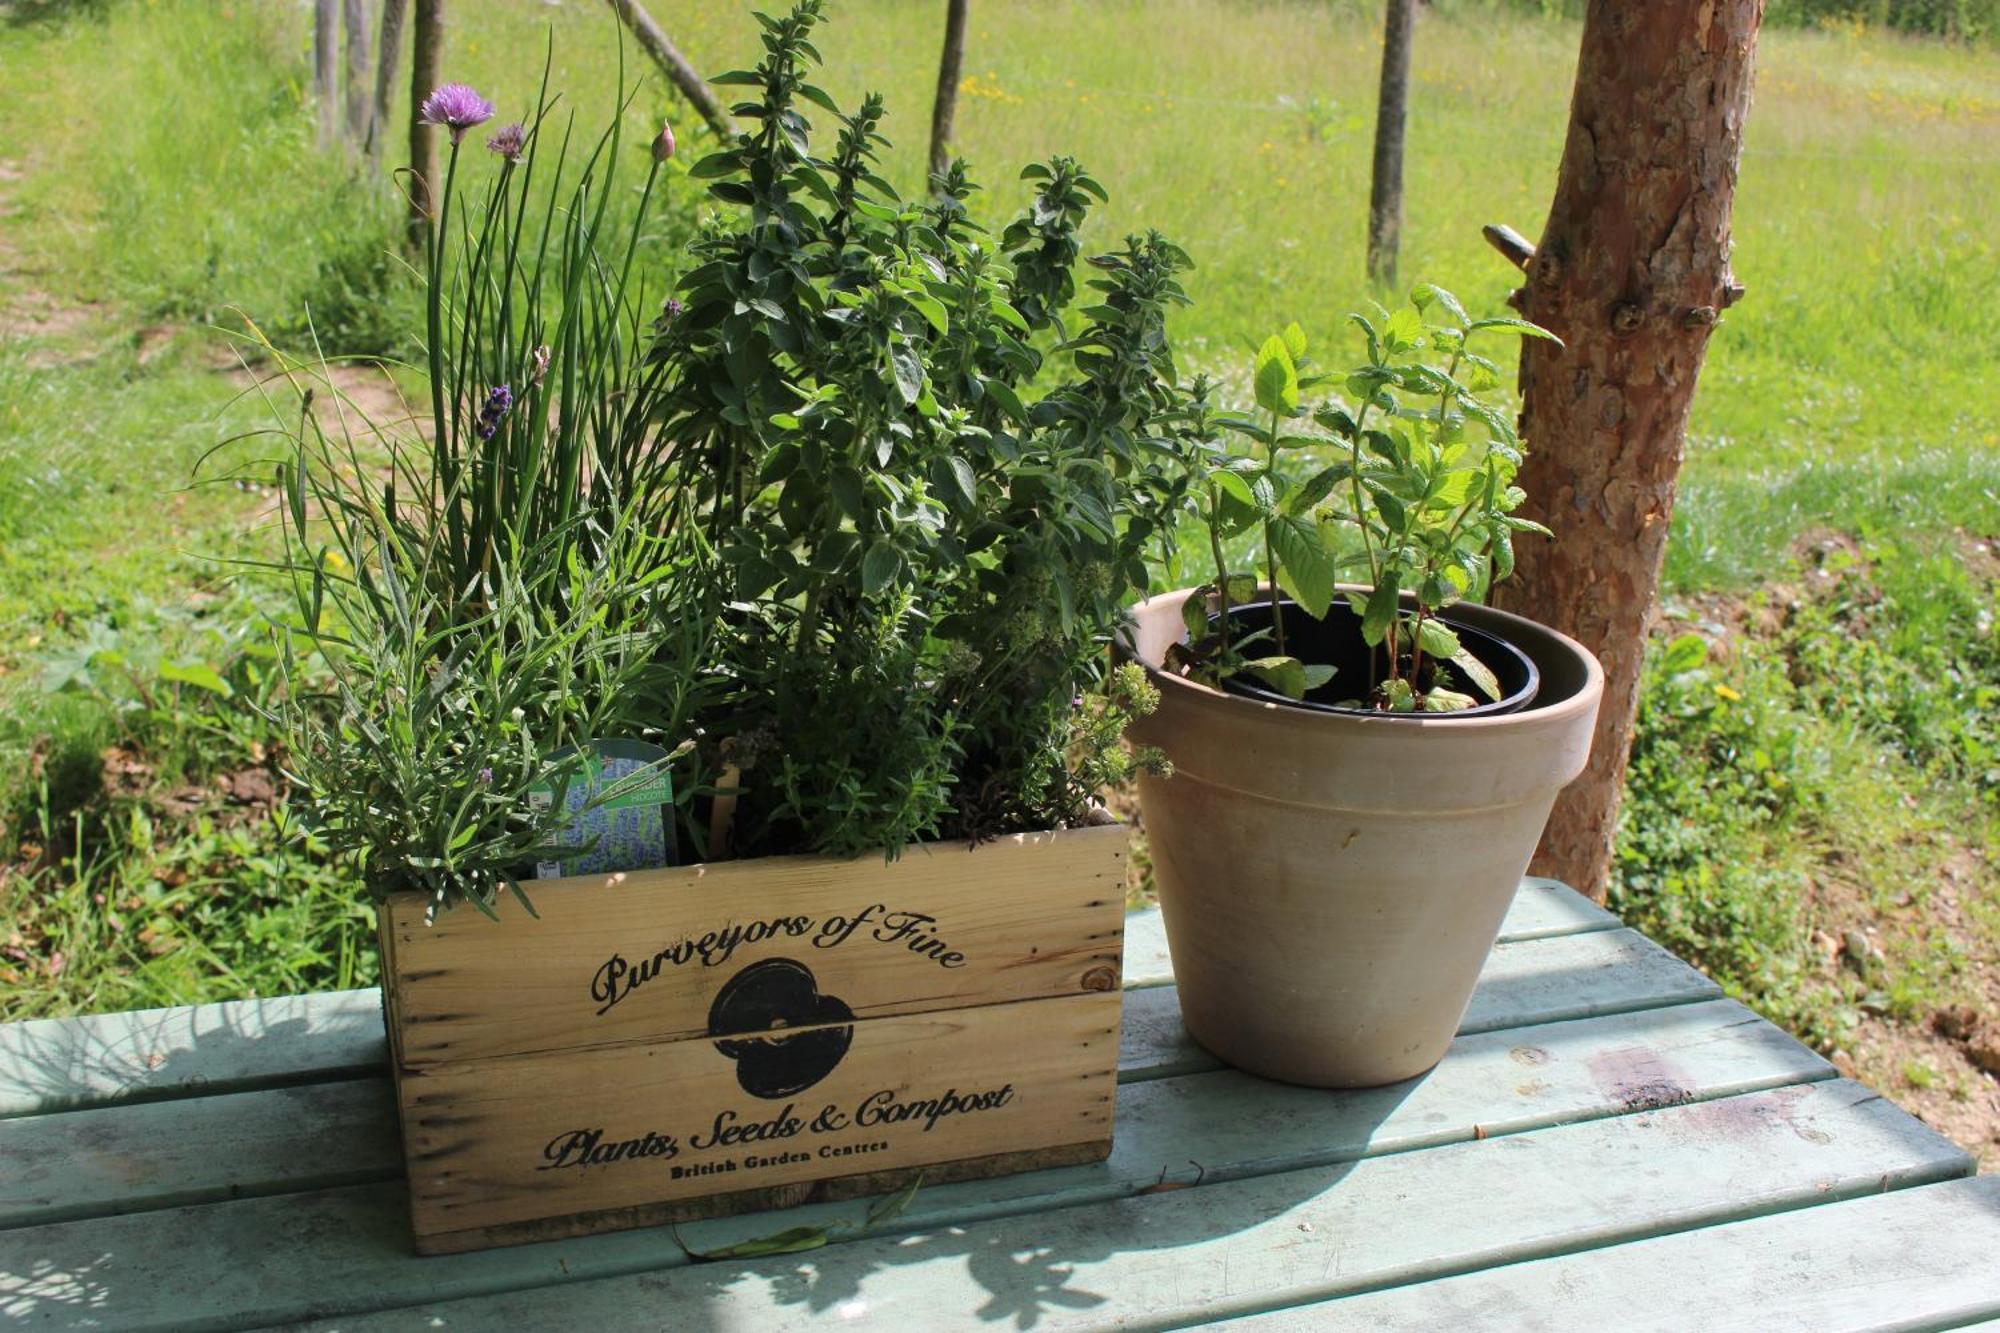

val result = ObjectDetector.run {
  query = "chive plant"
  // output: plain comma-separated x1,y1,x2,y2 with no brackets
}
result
266,76,718,918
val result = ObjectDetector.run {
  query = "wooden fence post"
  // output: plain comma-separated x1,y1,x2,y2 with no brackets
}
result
344,0,373,145
368,0,409,164
607,0,735,143
315,0,340,147
1365,0,1415,288
407,0,444,242
928,0,970,187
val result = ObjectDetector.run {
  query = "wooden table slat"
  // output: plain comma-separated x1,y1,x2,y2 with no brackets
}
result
0,880,1610,1121
1119,927,1719,1083
0,928,1724,1231
1119,878,1612,989
1225,1175,2000,1332
0,989,383,1120
298,1081,1971,1332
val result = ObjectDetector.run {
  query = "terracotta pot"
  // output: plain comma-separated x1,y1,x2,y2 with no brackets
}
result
1123,587,1603,1087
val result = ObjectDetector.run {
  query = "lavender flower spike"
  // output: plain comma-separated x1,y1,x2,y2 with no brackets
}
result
420,84,495,144
475,384,514,440
486,122,526,162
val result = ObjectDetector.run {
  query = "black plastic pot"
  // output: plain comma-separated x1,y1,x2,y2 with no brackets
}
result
1215,599,1540,718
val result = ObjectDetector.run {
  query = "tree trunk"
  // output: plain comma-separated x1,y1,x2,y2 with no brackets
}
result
407,0,444,244
343,0,372,145
369,0,409,164
1493,0,1762,901
606,0,734,143
314,0,340,148
1365,0,1415,288
928,0,971,187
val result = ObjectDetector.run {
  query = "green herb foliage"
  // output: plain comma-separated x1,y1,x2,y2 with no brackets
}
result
266,81,721,918
1168,286,1556,712
649,1,1176,858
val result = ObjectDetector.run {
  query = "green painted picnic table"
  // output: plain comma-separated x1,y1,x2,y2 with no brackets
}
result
3,879,1997,1330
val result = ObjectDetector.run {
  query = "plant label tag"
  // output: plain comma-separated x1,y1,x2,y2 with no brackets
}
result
528,739,677,878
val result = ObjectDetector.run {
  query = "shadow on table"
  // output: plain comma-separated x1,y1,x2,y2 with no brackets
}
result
649,1071,1425,1332
0,988,384,1117
0,993,388,1327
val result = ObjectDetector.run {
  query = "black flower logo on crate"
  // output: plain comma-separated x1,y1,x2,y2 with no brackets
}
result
707,958,855,1099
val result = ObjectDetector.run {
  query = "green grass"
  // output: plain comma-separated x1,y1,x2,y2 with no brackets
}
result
1614,535,1997,1055
0,0,1995,1031
5,1,1995,582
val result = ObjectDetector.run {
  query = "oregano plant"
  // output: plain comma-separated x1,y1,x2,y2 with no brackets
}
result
647,0,1186,856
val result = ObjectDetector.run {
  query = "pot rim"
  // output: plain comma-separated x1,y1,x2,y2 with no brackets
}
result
1121,584,1604,734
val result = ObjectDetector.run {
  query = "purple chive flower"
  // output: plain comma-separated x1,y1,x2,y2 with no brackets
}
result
652,120,677,163
420,83,495,144
485,122,525,162
478,767,494,785
475,384,514,440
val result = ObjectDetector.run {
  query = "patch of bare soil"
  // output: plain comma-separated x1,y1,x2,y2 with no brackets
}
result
0,157,103,362
98,743,284,828
1812,844,2000,1169
225,358,421,431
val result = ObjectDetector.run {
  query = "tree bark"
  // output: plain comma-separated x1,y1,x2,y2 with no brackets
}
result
407,0,445,244
369,0,409,164
1493,0,1763,901
928,0,971,187
1365,0,1415,288
343,0,372,145
606,0,735,143
314,0,340,148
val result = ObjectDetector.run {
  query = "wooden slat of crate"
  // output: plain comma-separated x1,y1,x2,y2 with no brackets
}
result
400,990,1120,1253
381,824,1129,1068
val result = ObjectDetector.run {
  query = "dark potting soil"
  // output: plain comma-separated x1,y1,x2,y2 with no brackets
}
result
1216,599,1539,718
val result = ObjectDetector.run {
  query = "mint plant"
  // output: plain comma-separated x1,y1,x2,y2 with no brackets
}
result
1169,286,1559,712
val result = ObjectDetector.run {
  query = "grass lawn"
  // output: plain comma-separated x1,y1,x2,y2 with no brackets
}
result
0,0,1995,1155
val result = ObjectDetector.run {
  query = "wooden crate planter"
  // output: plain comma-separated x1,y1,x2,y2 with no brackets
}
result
376,822,1130,1255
